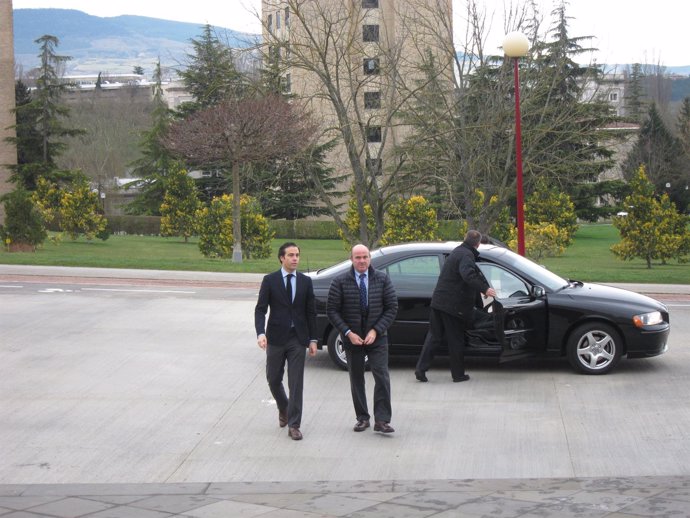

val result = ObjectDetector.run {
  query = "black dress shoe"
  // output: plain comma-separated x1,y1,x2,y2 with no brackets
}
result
453,374,470,382
278,409,288,428
288,427,303,440
353,420,370,432
374,421,395,433
415,370,428,382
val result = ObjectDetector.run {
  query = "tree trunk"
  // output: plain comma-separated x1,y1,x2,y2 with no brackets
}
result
232,161,243,263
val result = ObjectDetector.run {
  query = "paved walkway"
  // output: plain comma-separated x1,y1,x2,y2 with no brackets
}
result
2,476,690,517
2,264,689,517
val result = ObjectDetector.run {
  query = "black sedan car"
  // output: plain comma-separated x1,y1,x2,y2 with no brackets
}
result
307,242,670,375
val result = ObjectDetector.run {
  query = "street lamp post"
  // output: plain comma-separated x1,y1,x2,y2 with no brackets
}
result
503,31,529,256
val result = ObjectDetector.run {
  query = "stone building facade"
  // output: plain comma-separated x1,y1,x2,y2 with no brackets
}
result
0,0,16,223
261,0,453,202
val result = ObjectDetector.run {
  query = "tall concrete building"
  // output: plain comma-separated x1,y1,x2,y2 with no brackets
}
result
0,0,16,223
261,0,453,208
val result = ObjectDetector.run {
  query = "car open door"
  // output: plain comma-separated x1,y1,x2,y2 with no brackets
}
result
477,262,548,361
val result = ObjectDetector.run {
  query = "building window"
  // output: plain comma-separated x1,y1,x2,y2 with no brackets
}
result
363,58,380,75
366,126,382,143
363,25,379,42
276,12,281,29
364,91,381,109
362,0,379,7
267,14,273,33
285,7,290,27
609,92,619,102
366,158,382,175
283,73,292,94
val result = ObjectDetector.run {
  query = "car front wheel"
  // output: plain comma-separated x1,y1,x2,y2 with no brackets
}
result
327,328,348,370
567,322,622,374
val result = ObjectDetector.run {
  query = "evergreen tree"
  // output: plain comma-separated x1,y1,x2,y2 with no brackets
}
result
7,35,84,189
625,63,645,123
178,25,244,112
623,103,687,211
520,3,617,191
245,139,344,220
126,60,175,215
612,165,690,268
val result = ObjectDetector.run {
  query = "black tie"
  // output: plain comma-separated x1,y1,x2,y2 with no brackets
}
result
359,273,367,312
286,273,293,304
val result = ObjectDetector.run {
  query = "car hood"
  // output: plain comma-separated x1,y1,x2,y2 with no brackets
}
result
563,282,667,312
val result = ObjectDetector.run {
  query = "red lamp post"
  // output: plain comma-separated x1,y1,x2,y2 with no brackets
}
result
503,32,529,256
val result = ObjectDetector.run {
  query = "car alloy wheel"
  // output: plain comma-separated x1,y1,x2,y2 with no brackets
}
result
567,322,622,375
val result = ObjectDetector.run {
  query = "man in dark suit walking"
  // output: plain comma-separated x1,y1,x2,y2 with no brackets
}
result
255,242,318,440
327,244,398,433
415,230,496,383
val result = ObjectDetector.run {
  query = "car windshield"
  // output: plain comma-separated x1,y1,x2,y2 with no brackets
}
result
483,246,568,291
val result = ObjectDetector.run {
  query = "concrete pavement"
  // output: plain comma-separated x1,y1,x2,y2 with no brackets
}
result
1,264,689,517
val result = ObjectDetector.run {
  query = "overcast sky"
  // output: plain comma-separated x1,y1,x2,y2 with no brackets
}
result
12,0,690,67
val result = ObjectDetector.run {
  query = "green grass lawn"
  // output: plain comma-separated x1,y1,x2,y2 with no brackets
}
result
1,224,688,283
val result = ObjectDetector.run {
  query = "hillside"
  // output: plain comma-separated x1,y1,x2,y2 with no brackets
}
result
13,8,258,76
12,8,690,81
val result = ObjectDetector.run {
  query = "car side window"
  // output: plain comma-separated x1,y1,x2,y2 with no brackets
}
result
379,255,441,291
478,263,529,299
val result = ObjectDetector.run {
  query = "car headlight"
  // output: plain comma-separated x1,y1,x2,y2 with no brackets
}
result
632,311,663,328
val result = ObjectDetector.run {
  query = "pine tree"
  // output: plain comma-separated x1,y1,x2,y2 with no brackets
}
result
611,165,690,268
625,63,645,123
178,25,244,112
7,35,84,189
126,60,175,215
623,103,686,211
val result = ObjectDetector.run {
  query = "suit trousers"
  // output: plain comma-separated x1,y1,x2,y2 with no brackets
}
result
427,307,467,379
266,330,306,428
345,342,392,423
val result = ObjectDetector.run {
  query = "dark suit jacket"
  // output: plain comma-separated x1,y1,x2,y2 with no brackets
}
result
254,270,317,347
326,266,398,351
431,242,490,320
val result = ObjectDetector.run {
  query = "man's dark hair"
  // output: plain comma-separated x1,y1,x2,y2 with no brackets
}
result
464,230,482,248
278,241,299,260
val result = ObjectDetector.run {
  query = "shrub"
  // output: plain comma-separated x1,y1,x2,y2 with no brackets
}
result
339,196,376,248
508,222,567,260
59,179,109,241
159,165,201,242
381,195,439,245
0,189,47,251
196,194,273,259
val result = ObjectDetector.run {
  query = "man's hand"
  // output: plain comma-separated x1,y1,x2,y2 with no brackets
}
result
363,329,377,345
348,332,364,345
308,342,317,356
485,287,497,298
257,335,267,350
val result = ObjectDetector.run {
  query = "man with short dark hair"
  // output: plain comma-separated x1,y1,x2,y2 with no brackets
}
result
255,242,318,440
327,244,398,433
415,230,496,382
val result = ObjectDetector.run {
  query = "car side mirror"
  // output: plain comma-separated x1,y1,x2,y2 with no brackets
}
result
531,285,545,298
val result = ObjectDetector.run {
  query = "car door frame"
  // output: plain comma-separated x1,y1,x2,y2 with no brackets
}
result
477,260,549,358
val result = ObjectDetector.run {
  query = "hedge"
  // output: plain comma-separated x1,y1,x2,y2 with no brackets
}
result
107,215,161,235
269,219,340,239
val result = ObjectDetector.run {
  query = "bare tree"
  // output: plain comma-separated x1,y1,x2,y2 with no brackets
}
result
163,94,316,262
261,0,451,246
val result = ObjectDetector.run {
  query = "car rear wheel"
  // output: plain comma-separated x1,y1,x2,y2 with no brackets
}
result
567,322,622,374
327,328,348,370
